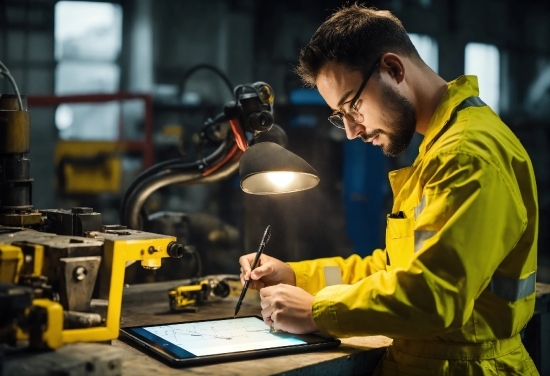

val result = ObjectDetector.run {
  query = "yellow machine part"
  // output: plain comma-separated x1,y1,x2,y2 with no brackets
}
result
59,232,176,344
0,244,23,283
13,242,45,277
5,230,176,349
169,283,205,309
29,244,44,277
32,299,64,349
15,299,64,349
54,140,122,194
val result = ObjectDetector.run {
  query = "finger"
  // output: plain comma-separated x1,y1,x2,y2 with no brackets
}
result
270,311,285,333
248,280,259,290
259,285,276,298
239,267,246,285
260,298,271,310
251,264,273,280
240,270,250,286
270,310,281,330
238,254,256,275
248,280,265,291
261,305,274,321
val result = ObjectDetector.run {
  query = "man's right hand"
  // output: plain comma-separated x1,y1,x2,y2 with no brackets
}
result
238,253,296,290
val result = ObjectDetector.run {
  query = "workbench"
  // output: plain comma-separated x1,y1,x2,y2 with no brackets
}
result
5,280,548,375
116,279,391,376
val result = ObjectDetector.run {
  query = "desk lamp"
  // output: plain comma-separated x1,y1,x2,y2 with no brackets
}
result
239,141,319,194
120,75,320,229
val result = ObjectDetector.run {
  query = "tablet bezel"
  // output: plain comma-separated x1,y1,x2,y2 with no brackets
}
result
119,315,341,367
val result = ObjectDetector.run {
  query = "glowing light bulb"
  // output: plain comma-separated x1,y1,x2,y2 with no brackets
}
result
267,172,294,187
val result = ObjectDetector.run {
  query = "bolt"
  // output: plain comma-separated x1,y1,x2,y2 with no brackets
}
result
148,246,157,255
73,266,87,281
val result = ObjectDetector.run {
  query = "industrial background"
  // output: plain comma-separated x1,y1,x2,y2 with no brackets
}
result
1,0,549,283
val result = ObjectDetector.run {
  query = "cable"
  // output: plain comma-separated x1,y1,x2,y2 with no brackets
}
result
119,137,229,221
119,98,245,224
183,245,202,278
0,60,24,110
202,142,242,176
122,152,241,230
229,118,248,152
120,126,239,227
177,64,234,104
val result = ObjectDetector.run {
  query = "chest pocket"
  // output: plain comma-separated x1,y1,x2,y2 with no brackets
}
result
386,216,415,272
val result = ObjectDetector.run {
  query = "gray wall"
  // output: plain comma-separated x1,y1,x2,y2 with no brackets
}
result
149,0,254,103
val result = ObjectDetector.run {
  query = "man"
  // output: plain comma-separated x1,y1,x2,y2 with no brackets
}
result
239,4,539,375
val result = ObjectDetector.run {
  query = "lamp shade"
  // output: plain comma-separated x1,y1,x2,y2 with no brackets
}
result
239,142,320,194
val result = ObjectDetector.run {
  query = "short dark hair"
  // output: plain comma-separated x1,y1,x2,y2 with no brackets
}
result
296,4,420,87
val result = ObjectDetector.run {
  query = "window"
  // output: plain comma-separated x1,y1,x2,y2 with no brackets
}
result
408,33,438,73
465,43,500,114
54,1,123,139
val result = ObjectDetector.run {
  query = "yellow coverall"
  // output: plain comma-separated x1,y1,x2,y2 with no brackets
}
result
289,76,539,375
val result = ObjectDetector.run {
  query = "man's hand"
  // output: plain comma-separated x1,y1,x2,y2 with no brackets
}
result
259,284,318,334
239,253,296,290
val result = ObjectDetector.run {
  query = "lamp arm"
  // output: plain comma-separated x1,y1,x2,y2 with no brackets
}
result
122,151,241,230
177,64,234,104
120,78,280,227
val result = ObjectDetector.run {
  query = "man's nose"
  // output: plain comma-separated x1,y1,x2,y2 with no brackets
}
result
344,117,364,140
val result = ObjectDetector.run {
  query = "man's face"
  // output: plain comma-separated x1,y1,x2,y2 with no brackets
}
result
316,61,417,157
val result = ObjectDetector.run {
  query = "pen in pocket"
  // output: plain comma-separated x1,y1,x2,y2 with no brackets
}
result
389,211,405,218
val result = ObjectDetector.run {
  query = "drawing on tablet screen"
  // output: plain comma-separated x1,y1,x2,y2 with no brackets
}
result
150,319,269,341
143,317,306,356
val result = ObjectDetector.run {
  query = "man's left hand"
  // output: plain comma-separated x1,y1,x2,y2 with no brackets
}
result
259,284,318,334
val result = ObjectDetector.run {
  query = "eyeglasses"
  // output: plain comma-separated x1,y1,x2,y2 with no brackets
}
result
328,59,380,129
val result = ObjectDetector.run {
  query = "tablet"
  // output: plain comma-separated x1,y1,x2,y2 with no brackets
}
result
120,316,341,367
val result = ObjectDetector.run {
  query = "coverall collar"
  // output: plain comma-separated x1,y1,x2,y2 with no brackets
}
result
417,75,480,160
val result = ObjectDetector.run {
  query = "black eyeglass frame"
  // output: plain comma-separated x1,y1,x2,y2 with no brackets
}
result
328,58,381,129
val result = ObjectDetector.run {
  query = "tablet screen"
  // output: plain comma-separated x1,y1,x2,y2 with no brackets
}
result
133,316,306,357
121,316,339,363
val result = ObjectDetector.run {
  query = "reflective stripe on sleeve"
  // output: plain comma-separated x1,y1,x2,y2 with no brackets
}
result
414,230,436,253
488,272,536,302
414,196,427,220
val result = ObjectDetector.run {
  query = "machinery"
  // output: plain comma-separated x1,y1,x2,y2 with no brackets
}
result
168,276,232,311
0,77,184,350
0,225,181,349
0,61,281,356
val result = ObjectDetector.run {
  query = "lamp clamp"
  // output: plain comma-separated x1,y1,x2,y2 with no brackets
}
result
220,82,275,134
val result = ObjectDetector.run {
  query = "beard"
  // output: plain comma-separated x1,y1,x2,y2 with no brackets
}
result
361,81,417,157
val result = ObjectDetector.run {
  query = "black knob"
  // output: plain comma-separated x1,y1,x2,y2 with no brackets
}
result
167,242,184,258
248,111,273,132
213,280,230,298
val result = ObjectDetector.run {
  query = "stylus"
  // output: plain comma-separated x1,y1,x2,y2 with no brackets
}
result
234,225,272,317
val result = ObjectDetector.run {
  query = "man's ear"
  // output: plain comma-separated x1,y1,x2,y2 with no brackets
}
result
381,54,405,84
